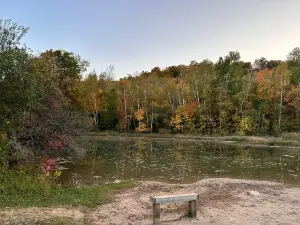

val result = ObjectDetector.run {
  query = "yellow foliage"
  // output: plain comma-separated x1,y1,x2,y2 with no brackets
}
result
97,88,103,96
233,115,252,135
135,122,151,132
0,132,7,140
169,113,194,133
54,171,62,177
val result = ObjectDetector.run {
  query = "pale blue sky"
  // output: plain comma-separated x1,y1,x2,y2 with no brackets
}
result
1,0,300,78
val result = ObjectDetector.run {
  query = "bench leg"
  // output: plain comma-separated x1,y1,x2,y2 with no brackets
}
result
153,203,160,224
189,200,197,218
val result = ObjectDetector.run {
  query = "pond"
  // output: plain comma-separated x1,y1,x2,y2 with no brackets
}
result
59,137,300,186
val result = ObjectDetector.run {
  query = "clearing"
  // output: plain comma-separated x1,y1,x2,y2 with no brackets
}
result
1,178,300,224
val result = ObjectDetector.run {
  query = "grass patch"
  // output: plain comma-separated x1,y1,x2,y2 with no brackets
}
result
87,132,296,142
0,169,135,208
80,132,300,147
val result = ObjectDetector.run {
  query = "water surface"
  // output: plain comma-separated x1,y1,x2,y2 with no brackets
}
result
60,138,300,186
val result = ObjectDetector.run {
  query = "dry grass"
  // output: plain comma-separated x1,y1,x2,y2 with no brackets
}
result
79,132,300,147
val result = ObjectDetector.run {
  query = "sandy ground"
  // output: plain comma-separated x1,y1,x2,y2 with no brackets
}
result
1,178,300,225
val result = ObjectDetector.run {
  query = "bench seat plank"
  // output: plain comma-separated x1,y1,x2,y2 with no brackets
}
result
150,193,199,204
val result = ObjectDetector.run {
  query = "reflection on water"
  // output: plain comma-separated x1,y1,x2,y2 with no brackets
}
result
60,138,300,186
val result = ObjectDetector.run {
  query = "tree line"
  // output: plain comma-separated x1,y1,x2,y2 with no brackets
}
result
85,50,300,136
1,19,300,165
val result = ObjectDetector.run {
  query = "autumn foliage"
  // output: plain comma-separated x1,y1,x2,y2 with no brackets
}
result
4,19,300,172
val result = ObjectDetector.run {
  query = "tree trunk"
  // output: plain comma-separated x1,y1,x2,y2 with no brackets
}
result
168,91,175,115
279,91,283,130
151,102,154,133
93,93,98,125
258,106,261,133
208,103,212,135
297,112,299,132
136,80,140,129
144,90,148,127
123,87,127,131
219,115,222,133
279,73,283,131
180,72,185,105
194,73,200,108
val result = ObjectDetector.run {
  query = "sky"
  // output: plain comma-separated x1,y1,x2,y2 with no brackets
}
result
1,0,300,78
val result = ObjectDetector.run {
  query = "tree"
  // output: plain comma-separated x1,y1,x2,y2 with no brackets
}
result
135,109,151,132
0,48,32,136
151,67,161,74
0,19,31,138
39,49,89,106
287,47,300,65
98,88,119,130
253,58,281,71
78,72,103,125
254,57,268,71
0,19,28,51
286,86,300,130
255,68,276,134
255,63,291,133
267,60,281,70
0,20,90,166
287,47,300,85
215,51,241,90
274,63,291,130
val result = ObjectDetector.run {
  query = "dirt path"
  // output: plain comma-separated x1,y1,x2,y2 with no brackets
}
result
1,178,300,224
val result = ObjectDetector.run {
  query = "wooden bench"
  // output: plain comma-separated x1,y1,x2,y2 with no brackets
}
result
150,193,199,224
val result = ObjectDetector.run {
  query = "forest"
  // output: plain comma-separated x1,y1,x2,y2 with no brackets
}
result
82,47,300,137
1,19,300,166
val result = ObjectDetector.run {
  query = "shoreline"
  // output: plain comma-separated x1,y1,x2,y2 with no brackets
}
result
79,132,300,149
1,178,300,224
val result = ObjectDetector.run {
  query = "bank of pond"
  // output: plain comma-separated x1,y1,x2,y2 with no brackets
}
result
1,136,300,208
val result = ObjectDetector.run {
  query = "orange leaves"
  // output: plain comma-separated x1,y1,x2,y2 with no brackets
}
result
255,69,271,86
169,114,194,133
169,114,185,132
169,102,197,133
135,122,151,132
135,109,144,121
119,79,129,87
176,101,197,118
255,68,274,101
255,63,291,101
286,86,300,109
185,101,197,117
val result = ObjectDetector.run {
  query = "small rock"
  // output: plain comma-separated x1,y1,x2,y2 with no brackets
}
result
247,190,261,197
113,179,121,184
